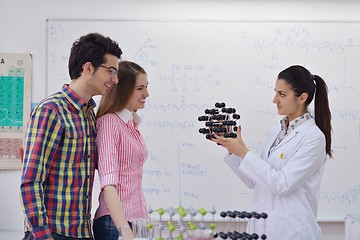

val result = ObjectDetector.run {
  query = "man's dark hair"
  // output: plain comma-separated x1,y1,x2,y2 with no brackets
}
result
68,33,122,79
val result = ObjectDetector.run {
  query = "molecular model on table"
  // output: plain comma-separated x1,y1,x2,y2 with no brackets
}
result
137,207,268,240
144,206,217,240
216,210,268,240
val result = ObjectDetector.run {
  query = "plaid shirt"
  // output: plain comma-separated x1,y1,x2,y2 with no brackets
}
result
20,85,97,239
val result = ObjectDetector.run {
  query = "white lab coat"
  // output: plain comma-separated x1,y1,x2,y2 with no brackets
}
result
224,118,326,240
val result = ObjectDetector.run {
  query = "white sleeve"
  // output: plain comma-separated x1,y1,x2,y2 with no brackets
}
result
224,153,256,189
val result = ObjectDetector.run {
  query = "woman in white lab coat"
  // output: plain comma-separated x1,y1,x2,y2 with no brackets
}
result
212,65,332,240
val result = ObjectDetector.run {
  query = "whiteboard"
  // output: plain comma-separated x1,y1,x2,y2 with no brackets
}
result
46,19,360,221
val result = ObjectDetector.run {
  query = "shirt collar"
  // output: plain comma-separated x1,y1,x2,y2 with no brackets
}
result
280,112,313,134
61,84,96,110
115,109,141,125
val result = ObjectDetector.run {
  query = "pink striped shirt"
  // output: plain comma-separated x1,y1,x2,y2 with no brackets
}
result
94,109,148,221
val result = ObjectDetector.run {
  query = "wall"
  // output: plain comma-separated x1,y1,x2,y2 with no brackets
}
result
1,0,360,239
45,19,360,221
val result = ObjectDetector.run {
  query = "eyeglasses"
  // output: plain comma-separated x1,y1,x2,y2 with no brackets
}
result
99,65,118,77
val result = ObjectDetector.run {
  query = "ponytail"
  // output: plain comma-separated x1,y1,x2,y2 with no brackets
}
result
313,75,332,158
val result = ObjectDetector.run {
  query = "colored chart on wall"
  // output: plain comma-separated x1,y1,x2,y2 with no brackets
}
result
0,53,32,169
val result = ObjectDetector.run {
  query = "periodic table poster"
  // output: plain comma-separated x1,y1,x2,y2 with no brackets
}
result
0,53,32,169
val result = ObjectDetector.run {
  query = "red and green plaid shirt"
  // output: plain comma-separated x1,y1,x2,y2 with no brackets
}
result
20,85,97,239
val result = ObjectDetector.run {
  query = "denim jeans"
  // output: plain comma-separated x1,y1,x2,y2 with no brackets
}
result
92,215,132,240
23,231,93,240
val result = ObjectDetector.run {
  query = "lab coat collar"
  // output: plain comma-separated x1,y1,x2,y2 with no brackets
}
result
269,118,316,152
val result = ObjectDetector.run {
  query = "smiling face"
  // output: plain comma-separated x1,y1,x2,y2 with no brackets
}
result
125,73,149,111
273,78,308,122
89,53,119,96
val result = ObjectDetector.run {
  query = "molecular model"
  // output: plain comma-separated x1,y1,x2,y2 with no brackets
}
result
198,102,241,140
217,210,268,240
142,206,217,240
130,207,268,240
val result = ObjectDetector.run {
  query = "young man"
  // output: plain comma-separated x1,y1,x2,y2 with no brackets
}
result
20,33,122,240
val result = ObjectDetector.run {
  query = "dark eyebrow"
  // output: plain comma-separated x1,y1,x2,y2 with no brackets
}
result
137,82,149,87
274,88,285,93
